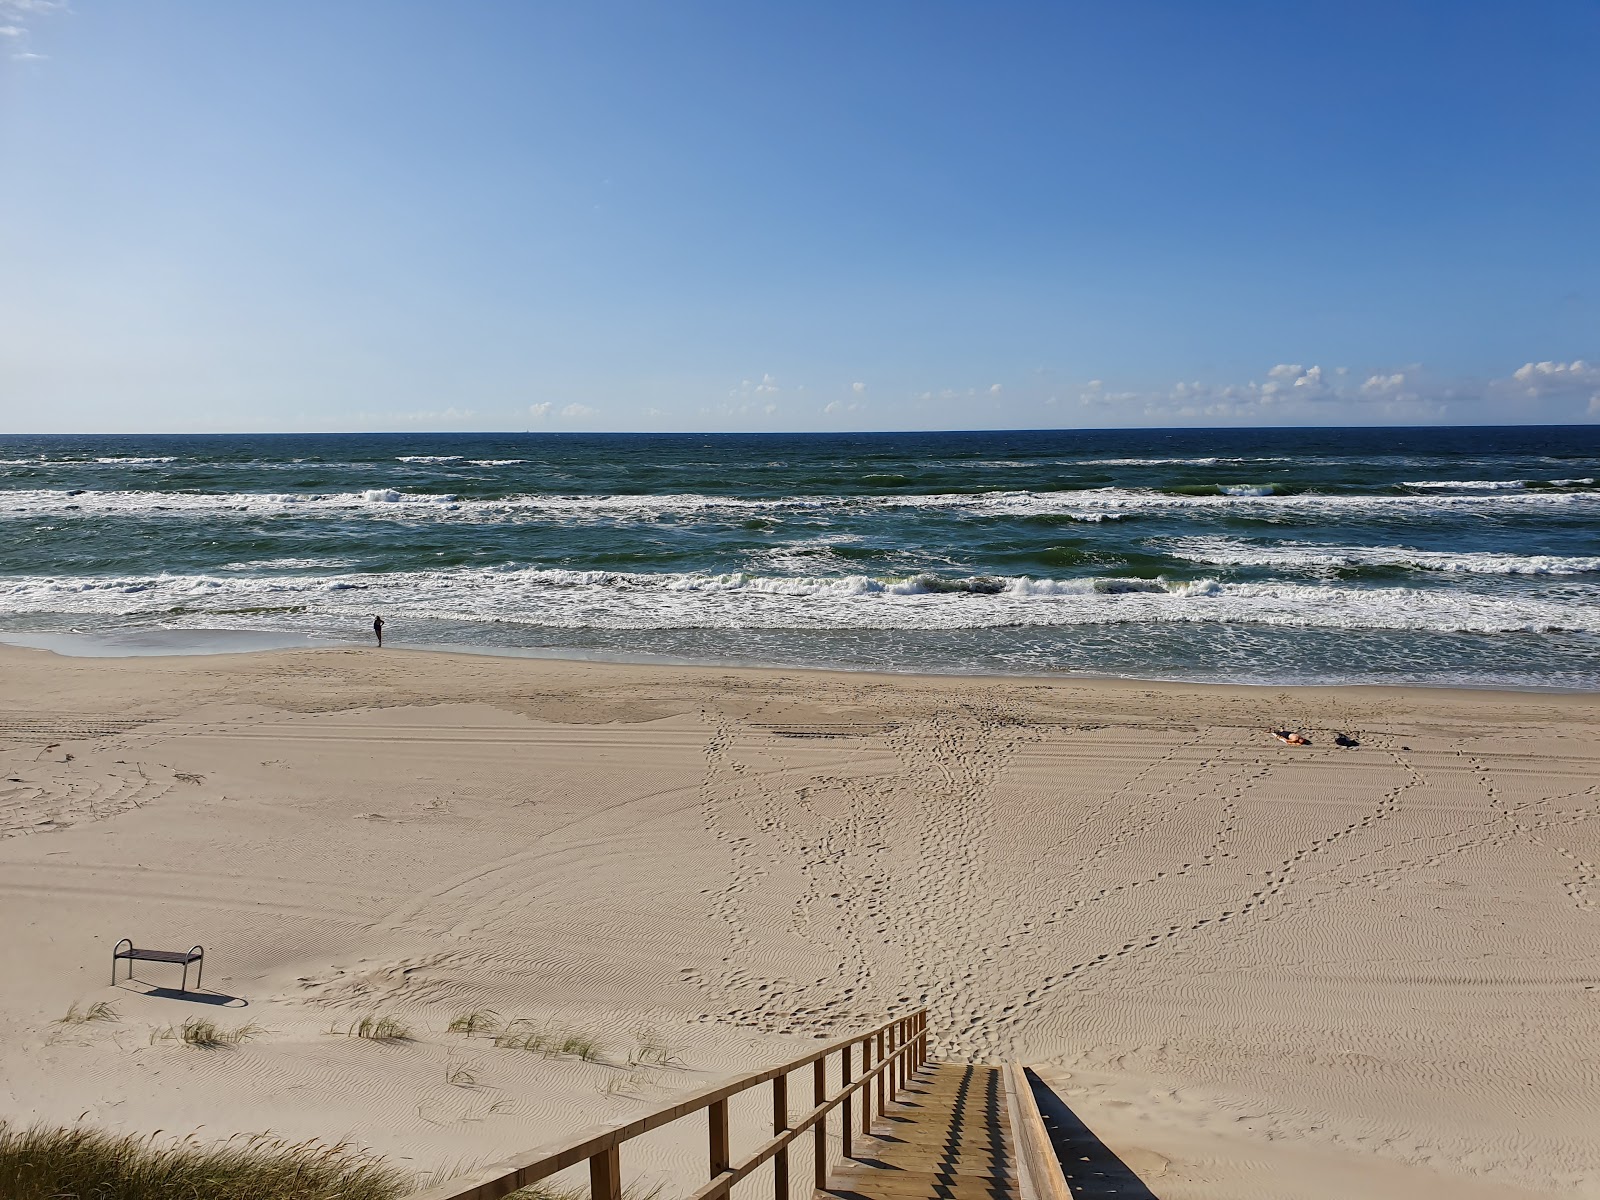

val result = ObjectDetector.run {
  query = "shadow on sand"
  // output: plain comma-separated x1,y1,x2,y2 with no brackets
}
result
1025,1068,1161,1199
114,981,248,1007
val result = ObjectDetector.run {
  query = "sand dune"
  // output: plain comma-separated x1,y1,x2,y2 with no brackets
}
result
0,644,1596,1198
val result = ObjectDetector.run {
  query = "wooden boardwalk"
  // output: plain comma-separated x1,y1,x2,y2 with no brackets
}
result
408,1012,1074,1200
817,1063,1025,1200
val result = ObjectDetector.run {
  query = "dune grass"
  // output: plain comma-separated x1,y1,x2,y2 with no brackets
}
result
628,1027,681,1068
56,1000,118,1025
0,1122,408,1200
151,1018,261,1048
487,1020,607,1062
447,1008,503,1037
337,1014,413,1042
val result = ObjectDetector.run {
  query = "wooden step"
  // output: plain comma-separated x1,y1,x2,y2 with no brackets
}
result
818,1064,1022,1200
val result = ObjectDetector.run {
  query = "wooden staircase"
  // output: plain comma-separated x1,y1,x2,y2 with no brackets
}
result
819,1063,1021,1200
411,1011,1069,1200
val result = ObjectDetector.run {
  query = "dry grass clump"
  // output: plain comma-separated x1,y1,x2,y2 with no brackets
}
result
488,1020,607,1062
447,1008,502,1037
336,1014,413,1042
56,1001,118,1025
151,1018,260,1048
629,1027,682,1068
0,1122,407,1200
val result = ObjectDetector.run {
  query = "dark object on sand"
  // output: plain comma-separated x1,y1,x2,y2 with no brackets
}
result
112,938,204,992
373,614,384,647
1273,730,1311,745
1334,733,1360,747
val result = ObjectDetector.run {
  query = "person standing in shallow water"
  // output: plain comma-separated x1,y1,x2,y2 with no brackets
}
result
372,615,384,647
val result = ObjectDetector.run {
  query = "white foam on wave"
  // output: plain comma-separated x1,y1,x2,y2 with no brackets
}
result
396,455,465,464
5,484,1600,524
94,456,178,465
1165,537,1600,576
2,565,1594,637
218,557,359,572
1401,479,1527,490
1066,456,1293,467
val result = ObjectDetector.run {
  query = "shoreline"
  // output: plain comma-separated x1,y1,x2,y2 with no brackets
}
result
3,627,1597,698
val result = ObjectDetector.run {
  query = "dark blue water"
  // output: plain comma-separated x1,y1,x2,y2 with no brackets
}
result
2,428,1597,687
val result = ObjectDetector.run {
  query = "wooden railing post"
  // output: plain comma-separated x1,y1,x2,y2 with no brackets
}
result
840,1046,853,1159
590,1146,621,1200
875,1029,886,1116
813,1055,827,1189
859,1039,871,1137
709,1098,730,1197
772,1072,789,1200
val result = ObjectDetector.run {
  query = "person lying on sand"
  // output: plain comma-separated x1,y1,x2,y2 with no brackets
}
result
1273,730,1311,745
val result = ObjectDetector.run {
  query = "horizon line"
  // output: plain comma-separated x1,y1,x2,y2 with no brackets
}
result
3,420,1599,438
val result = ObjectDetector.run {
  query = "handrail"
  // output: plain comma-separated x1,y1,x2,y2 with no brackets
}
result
408,1009,928,1200
1003,1064,1071,1200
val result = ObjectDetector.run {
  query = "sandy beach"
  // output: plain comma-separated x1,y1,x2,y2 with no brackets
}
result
1,643,1596,1199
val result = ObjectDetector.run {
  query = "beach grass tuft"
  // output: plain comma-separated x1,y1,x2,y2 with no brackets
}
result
447,1008,502,1037
343,1014,413,1042
0,1121,408,1200
152,1019,260,1048
56,1000,118,1025
491,1019,608,1062
629,1027,681,1067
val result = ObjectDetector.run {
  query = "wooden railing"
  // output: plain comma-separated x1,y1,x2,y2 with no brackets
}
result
409,1009,929,1200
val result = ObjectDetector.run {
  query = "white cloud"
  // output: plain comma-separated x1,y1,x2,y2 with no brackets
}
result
1070,362,1465,424
1511,359,1599,391
0,0,64,61
529,400,597,421
851,381,866,393
988,383,1002,395
1260,364,1329,399
394,406,476,424
1498,360,1600,416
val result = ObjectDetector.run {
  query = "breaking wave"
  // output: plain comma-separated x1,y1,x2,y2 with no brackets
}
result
2,566,1593,637
5,485,1600,525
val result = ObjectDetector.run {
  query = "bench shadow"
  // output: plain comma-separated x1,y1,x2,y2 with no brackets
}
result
115,981,248,1007
1024,1069,1161,1200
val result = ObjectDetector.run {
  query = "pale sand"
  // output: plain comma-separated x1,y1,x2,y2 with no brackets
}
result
1,644,1596,1199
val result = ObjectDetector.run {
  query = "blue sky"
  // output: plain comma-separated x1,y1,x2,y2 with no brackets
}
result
2,1,1597,433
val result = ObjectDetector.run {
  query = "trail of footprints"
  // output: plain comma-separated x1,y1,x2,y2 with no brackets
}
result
684,712,1600,1064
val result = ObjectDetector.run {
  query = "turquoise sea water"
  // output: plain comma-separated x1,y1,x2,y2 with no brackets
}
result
1,428,1597,688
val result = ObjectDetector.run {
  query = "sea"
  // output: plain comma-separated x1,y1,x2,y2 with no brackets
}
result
1,427,1597,690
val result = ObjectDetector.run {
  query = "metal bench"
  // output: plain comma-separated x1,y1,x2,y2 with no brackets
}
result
112,939,204,992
